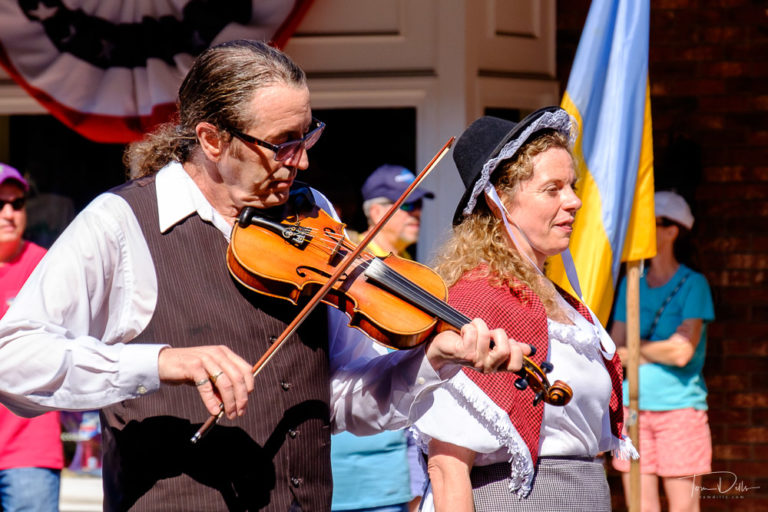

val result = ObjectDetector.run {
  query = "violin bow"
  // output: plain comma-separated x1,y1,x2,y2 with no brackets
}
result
191,137,455,443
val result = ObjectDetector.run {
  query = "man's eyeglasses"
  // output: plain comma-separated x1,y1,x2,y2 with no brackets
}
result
228,118,325,162
0,197,25,211
399,200,422,213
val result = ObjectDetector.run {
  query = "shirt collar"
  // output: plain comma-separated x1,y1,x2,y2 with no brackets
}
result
155,161,233,240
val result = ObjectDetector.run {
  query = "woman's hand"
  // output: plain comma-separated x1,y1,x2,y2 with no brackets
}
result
616,346,650,367
612,319,702,368
425,318,532,374
639,330,697,367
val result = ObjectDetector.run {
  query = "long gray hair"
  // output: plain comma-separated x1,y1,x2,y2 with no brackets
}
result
124,40,306,178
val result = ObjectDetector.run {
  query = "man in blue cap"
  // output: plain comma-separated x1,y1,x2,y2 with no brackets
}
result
350,164,434,259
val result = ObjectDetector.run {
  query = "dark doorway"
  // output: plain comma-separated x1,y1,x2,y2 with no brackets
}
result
303,107,416,233
9,107,416,245
9,115,126,247
10,115,127,212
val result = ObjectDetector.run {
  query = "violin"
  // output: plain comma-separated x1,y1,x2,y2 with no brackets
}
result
228,204,573,408
189,138,571,444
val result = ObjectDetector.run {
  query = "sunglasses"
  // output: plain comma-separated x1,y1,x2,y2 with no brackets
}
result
399,200,423,213
0,197,25,211
229,118,325,162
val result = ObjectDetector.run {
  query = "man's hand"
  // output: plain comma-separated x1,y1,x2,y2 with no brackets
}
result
157,346,254,419
425,318,531,374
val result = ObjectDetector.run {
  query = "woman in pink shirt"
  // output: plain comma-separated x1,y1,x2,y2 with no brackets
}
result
0,164,63,512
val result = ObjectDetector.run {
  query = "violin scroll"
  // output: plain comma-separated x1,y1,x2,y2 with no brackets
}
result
544,380,573,406
517,358,573,407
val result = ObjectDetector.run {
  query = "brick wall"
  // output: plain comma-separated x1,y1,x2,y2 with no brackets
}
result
557,1,768,510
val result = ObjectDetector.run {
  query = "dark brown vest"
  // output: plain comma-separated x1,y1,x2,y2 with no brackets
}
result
101,177,332,511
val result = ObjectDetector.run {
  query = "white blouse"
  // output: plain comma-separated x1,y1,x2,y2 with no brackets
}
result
411,294,628,498
538,305,613,457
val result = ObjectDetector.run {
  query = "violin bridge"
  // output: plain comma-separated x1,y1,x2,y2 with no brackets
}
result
328,229,345,265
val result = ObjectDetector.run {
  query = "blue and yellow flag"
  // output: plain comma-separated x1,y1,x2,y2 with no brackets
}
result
547,0,656,324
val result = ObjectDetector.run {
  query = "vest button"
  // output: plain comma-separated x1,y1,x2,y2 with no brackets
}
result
291,477,301,487
288,429,298,438
281,380,292,391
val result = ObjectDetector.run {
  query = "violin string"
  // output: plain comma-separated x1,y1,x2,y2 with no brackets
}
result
314,231,377,262
271,227,462,326
268,223,466,320
366,259,469,329
263,223,552,397
285,226,466,325
276,226,377,265
366,261,551,395
270,221,379,262
384,266,471,328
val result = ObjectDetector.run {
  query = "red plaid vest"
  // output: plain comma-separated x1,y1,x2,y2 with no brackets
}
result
448,269,625,464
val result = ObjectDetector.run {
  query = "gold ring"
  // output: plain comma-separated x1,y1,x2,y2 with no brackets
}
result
210,371,224,384
195,378,209,387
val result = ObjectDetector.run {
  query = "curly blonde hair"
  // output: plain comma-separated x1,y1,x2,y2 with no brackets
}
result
434,129,574,317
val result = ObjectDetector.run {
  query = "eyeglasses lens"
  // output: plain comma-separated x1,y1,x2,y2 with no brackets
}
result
275,143,302,162
0,197,25,211
303,123,324,150
274,121,325,162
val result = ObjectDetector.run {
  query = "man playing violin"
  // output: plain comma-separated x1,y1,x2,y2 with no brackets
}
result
0,40,529,511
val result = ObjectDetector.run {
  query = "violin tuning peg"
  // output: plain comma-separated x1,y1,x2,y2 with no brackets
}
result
528,345,536,357
540,361,554,373
533,391,545,407
514,378,529,391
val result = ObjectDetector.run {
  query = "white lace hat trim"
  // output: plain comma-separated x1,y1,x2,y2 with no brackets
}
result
462,109,575,217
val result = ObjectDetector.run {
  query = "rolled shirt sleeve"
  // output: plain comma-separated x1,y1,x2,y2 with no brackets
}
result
0,193,166,416
1,177,462,431
311,186,459,434
328,306,459,435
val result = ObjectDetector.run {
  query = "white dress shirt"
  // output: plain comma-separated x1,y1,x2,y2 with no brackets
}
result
0,162,450,434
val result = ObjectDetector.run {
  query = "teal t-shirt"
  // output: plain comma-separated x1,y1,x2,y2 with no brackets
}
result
330,430,411,510
614,264,715,411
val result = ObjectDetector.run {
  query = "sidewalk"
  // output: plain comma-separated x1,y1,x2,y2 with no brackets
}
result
60,473,102,512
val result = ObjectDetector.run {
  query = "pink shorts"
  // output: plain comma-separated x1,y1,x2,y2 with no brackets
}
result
612,407,712,477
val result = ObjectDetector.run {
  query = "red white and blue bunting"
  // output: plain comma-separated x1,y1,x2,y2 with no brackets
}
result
0,0,314,143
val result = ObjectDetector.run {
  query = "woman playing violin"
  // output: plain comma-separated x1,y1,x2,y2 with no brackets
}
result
412,107,637,512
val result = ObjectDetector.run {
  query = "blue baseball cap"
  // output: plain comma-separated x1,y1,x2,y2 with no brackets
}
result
0,163,28,193
361,164,434,203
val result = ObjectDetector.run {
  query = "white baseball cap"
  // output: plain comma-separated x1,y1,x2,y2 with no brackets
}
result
655,190,694,229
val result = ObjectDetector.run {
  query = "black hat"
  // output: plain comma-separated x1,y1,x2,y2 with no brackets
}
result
451,106,572,225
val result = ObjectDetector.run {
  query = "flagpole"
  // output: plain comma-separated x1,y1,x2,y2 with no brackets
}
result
626,259,642,512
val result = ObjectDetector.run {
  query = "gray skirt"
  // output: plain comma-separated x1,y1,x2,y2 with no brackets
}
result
470,457,611,512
